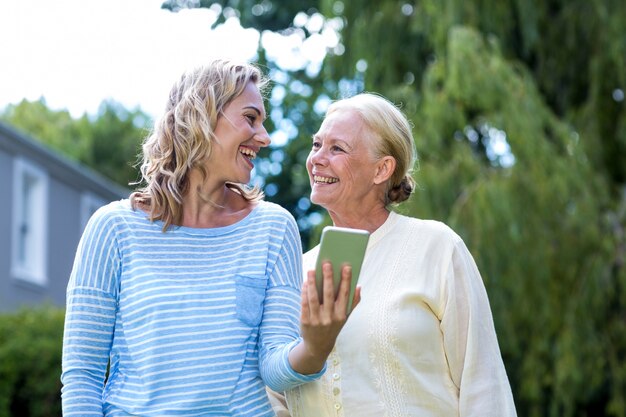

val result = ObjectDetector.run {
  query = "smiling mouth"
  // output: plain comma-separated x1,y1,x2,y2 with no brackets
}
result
313,175,339,184
239,146,257,163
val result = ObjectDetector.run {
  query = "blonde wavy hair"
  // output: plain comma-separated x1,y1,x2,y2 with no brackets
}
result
327,93,418,205
131,59,268,230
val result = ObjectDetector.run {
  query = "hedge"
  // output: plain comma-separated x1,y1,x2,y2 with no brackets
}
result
0,306,64,417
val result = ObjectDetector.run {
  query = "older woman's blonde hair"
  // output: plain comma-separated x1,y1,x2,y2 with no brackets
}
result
131,59,268,230
327,93,417,205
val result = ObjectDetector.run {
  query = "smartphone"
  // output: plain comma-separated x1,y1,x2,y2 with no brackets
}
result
315,226,370,312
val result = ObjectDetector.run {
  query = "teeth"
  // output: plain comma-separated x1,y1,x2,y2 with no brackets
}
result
314,175,339,184
239,147,257,159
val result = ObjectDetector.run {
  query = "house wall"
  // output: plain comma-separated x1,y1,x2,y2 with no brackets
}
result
0,150,14,310
0,123,129,312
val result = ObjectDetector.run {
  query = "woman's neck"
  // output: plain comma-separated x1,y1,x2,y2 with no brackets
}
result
327,204,390,234
181,181,253,228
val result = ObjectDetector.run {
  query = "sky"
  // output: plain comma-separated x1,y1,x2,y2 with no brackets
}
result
0,0,264,119
0,0,343,149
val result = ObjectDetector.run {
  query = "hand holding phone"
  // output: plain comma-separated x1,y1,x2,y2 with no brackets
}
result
315,226,370,313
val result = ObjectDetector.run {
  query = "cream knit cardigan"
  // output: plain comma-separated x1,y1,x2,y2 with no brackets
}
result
283,211,517,417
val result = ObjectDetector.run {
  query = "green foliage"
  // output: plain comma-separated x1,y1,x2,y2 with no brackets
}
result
0,98,90,162
409,26,623,416
0,306,65,417
0,98,149,188
162,0,316,31
76,101,150,186
3,1,623,414
169,0,626,415
330,0,626,189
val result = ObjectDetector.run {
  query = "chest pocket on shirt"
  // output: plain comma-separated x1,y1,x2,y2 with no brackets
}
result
235,275,268,327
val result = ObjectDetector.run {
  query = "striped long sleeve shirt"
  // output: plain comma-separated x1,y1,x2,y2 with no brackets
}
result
61,199,322,417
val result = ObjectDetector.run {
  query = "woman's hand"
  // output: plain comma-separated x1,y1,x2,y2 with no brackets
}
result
288,261,361,374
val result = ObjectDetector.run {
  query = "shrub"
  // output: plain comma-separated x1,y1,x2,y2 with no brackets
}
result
0,306,64,417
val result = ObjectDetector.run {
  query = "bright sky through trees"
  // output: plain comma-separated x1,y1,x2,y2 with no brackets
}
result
0,0,339,121
0,0,262,119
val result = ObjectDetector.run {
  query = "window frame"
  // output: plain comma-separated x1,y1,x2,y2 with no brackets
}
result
11,157,49,286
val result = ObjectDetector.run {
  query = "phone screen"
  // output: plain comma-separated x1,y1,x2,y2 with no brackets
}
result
315,226,370,312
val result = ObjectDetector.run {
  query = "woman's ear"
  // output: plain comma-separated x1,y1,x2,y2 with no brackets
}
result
374,156,396,185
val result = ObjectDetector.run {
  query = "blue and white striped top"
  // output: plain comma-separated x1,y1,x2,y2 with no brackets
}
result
61,199,322,416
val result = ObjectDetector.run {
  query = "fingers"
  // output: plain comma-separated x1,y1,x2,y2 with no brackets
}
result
300,279,310,321
321,262,336,316
303,262,360,324
334,265,352,316
304,269,320,321
299,263,360,361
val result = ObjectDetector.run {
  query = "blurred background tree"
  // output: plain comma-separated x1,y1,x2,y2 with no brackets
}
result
159,1,626,416
0,307,64,417
0,98,149,188
1,1,623,415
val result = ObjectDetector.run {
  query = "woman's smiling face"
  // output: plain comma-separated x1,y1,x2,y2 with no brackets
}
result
209,81,269,185
306,108,382,214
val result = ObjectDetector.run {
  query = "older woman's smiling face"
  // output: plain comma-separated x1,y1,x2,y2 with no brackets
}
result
306,108,382,214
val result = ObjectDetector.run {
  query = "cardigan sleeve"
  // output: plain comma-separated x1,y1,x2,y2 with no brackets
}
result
440,237,517,417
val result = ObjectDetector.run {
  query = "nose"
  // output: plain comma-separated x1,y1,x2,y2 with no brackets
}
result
255,124,271,147
309,147,327,166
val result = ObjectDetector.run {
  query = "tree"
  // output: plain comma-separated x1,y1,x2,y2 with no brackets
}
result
163,1,626,416
76,100,150,186
410,26,621,417
0,98,149,187
0,98,90,162
320,3,626,414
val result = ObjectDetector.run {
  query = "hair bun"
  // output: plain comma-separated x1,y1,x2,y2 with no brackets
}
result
387,175,415,204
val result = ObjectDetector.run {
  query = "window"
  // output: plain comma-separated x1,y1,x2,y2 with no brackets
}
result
80,192,106,231
12,158,48,285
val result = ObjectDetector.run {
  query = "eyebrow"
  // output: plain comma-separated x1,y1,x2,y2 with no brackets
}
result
311,134,353,150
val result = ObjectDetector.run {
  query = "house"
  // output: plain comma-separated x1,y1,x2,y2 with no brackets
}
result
0,121,129,312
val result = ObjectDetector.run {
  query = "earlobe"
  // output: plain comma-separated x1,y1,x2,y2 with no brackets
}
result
374,156,396,185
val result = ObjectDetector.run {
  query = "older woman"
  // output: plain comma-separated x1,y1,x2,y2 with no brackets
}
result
274,93,517,416
61,59,354,417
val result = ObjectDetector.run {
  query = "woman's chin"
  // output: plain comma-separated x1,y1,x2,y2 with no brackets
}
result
309,193,334,209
